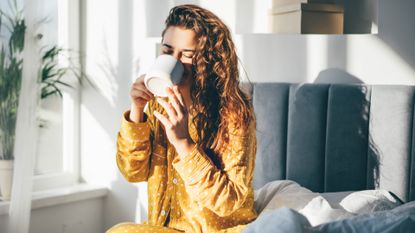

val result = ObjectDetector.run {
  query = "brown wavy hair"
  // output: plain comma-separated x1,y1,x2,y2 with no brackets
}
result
161,4,255,152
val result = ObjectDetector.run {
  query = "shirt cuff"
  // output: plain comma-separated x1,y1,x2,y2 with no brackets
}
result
172,143,216,184
120,109,151,142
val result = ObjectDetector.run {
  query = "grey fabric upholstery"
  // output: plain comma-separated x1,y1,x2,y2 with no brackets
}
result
252,83,415,202
367,86,415,202
253,83,290,183
325,85,371,192
286,84,329,192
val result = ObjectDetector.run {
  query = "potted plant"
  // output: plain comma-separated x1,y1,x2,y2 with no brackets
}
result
0,2,25,201
0,2,97,201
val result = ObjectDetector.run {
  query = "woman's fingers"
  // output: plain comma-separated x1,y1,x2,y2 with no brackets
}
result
172,86,186,110
130,74,154,108
153,111,172,129
166,87,184,117
156,97,178,121
133,83,154,99
131,88,152,101
155,86,187,128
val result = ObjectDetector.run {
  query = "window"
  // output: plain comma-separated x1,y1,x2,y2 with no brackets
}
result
33,0,81,192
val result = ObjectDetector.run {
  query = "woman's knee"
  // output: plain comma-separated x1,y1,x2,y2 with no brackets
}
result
105,222,137,233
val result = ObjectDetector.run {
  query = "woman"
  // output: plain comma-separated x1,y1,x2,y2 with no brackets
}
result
107,4,257,233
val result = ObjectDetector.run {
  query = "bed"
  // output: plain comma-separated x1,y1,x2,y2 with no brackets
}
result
242,82,415,232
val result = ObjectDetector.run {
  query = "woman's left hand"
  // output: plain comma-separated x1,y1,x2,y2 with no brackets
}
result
154,86,196,158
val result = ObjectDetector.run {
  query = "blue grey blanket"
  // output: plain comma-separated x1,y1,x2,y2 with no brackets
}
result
242,201,415,233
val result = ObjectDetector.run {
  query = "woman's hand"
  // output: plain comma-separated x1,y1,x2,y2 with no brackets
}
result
128,74,154,123
130,74,154,109
153,86,195,158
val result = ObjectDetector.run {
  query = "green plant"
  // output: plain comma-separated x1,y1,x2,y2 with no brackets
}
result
0,2,25,160
0,1,97,160
39,45,96,100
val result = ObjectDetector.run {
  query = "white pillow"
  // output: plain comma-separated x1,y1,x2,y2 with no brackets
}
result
299,196,355,226
254,180,319,216
320,191,353,208
254,180,403,226
254,180,353,226
339,189,402,214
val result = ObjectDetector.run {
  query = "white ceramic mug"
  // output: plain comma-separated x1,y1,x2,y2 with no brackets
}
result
144,54,184,97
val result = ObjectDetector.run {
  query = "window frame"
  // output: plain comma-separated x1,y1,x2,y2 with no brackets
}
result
32,0,82,192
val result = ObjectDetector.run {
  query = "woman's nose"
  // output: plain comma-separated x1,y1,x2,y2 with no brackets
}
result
172,52,181,60
171,51,184,62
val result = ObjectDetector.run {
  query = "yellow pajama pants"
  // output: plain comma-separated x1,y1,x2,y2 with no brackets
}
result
105,222,184,233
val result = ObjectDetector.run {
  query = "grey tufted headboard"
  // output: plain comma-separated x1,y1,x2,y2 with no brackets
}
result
250,83,415,202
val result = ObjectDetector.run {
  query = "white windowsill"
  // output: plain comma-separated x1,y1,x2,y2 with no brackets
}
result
0,183,109,216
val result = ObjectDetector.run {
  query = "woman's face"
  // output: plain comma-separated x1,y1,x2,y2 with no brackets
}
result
161,26,196,86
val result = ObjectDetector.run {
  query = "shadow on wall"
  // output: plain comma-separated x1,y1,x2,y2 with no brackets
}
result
323,0,415,80
377,0,415,72
337,0,378,34
110,0,142,227
80,0,141,229
314,68,364,84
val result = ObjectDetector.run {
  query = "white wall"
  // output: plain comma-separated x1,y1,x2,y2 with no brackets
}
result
236,0,414,84
80,0,145,230
0,198,105,233
29,199,104,233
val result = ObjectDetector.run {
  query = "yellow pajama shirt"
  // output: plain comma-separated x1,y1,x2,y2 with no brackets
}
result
106,98,258,233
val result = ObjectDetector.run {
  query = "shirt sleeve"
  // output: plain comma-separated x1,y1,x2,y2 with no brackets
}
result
116,100,155,182
172,119,257,217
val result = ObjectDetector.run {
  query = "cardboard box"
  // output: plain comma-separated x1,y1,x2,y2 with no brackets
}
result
272,0,308,7
269,3,344,34
272,0,337,7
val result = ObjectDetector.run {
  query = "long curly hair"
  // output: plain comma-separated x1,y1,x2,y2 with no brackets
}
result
161,4,255,152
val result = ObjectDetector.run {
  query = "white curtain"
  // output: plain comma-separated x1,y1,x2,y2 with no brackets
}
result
6,0,41,232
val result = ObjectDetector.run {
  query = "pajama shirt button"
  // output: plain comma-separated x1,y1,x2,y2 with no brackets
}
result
173,178,178,184
161,210,166,216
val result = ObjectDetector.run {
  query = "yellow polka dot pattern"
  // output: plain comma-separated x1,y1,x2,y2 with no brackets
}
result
110,98,258,233
105,222,183,233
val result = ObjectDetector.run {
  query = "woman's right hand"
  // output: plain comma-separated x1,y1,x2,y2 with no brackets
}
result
130,74,154,109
